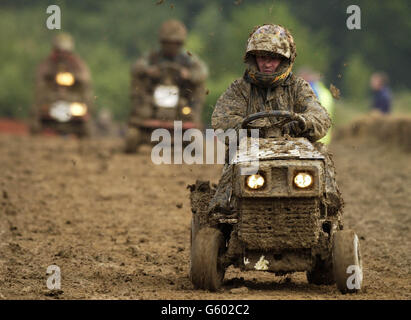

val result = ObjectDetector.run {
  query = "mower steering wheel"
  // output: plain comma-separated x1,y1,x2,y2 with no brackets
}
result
241,110,304,130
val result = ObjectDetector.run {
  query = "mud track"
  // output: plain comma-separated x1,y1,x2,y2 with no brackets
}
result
0,130,410,299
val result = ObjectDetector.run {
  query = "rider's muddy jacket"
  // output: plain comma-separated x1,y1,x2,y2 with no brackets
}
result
211,73,331,142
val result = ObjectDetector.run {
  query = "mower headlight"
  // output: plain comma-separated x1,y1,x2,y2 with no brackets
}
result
182,106,191,115
153,85,179,108
56,72,75,86
70,102,87,116
246,174,265,190
294,172,313,189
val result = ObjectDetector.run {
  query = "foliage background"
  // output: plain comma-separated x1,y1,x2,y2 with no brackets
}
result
0,0,410,125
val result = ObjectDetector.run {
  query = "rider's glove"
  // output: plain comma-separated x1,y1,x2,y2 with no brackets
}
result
282,114,307,136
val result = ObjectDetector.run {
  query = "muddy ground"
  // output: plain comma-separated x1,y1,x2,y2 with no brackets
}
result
0,126,410,299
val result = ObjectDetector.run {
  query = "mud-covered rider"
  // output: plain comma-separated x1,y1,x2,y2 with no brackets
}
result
129,19,208,126
209,24,343,215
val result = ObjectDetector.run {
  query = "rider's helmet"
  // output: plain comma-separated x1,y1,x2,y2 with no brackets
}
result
52,33,74,52
159,19,187,43
244,24,296,81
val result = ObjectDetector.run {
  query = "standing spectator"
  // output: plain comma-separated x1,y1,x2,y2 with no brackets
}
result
370,72,392,114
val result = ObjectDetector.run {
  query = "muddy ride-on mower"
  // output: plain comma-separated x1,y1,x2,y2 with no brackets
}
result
125,62,202,153
31,71,92,138
189,110,363,293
